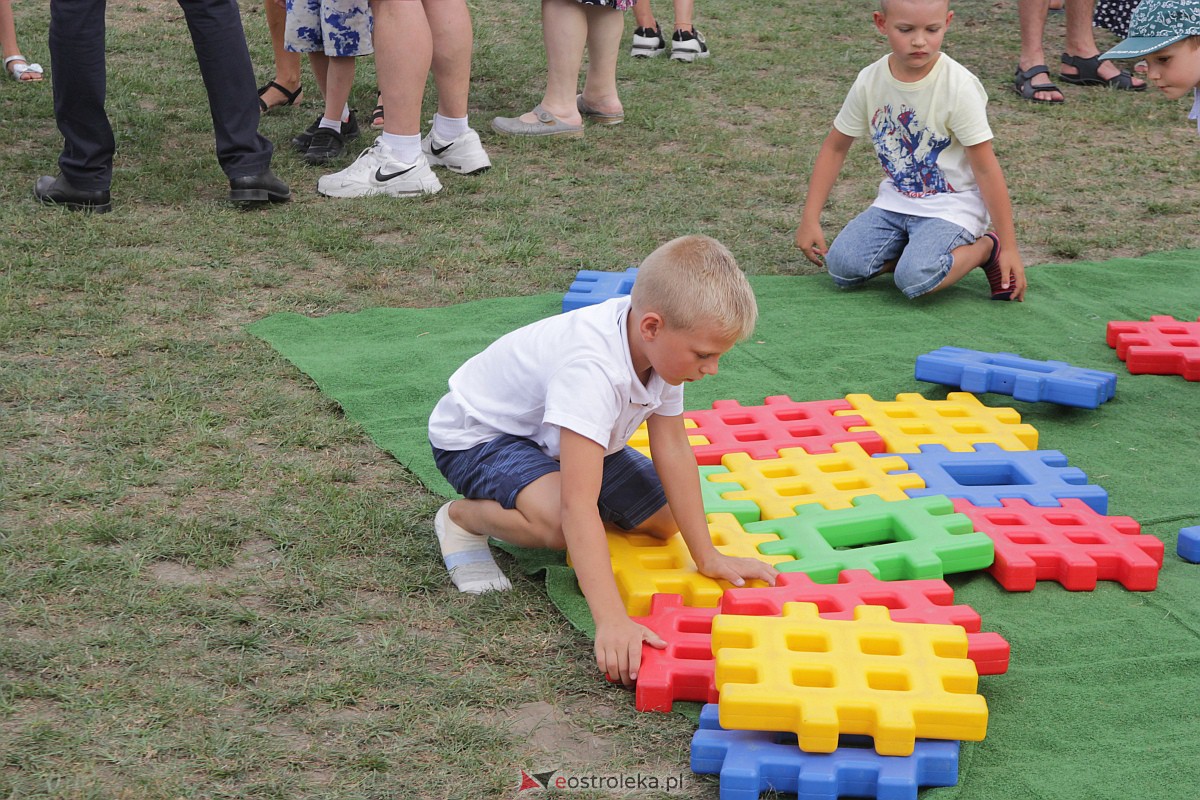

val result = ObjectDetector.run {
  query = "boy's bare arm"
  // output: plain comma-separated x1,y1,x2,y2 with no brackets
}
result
646,414,778,586
966,140,1027,302
559,429,665,687
795,128,856,266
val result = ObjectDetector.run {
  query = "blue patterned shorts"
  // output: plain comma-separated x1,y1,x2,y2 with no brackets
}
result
431,434,668,530
285,0,373,57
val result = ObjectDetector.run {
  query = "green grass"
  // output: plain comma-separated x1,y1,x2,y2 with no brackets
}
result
3,0,1200,798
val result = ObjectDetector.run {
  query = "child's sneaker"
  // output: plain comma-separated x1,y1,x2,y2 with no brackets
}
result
420,128,492,175
317,140,442,198
304,128,348,165
670,28,710,62
631,25,666,58
291,111,360,153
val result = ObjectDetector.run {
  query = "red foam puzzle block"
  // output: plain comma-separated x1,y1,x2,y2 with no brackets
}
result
1106,315,1200,381
682,396,886,465
629,595,721,712
953,498,1164,592
721,570,1010,675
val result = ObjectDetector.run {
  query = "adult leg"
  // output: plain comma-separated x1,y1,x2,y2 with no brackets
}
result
579,3,624,117
48,0,114,191
373,0,432,137
1015,0,1064,102
672,0,694,31
531,0,589,124
1060,0,1145,86
260,0,304,109
425,0,471,120
632,0,655,30
178,0,274,179
1,0,42,81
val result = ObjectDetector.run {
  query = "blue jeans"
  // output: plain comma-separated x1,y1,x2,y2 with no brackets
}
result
825,207,978,299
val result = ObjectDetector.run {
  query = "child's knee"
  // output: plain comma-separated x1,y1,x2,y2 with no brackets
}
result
635,506,679,541
824,241,874,287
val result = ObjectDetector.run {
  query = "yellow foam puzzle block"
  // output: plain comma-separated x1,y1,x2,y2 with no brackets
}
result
712,603,988,756
706,442,925,519
626,418,707,458
586,512,793,616
836,392,1038,453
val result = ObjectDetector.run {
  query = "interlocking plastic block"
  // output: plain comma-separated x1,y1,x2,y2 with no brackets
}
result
915,346,1117,408
902,443,1108,514
721,571,1009,675
683,397,886,465
1179,526,1200,563
1107,315,1200,381
630,594,721,711
954,498,1163,591
700,466,764,524
561,267,638,312
752,495,995,584
706,443,925,520
598,513,793,616
836,392,1038,453
712,603,988,756
633,575,1007,714
691,704,960,800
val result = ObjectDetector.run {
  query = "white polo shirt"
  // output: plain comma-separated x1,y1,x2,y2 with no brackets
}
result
429,297,684,457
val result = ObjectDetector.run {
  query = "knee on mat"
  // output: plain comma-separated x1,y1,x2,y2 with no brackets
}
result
823,245,872,285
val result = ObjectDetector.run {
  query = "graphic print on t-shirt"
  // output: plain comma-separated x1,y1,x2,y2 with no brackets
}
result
871,103,954,198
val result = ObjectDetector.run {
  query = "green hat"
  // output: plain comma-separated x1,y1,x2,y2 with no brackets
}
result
1100,0,1200,59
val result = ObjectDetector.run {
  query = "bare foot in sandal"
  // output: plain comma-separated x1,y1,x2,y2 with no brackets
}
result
1014,62,1064,103
4,55,44,82
258,79,303,113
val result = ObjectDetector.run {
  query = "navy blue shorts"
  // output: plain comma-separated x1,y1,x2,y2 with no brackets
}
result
431,434,667,530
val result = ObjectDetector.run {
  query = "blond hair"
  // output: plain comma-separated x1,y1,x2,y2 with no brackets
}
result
631,235,758,341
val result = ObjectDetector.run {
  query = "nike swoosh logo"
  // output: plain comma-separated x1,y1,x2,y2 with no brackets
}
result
430,141,453,156
375,164,417,182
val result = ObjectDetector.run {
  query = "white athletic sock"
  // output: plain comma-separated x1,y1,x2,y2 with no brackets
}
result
319,116,341,131
435,502,512,594
379,132,422,164
432,113,469,142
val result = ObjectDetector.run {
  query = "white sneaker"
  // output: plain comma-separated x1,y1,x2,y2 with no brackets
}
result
316,140,442,198
421,128,492,175
670,28,711,62
631,25,667,58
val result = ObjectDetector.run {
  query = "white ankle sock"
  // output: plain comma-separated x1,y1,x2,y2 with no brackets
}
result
379,132,422,164
435,502,512,594
432,113,469,142
319,116,341,131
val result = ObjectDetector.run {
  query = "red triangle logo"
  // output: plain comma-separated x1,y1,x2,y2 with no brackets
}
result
517,770,543,792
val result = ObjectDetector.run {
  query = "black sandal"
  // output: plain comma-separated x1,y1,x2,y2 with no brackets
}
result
258,80,304,113
369,97,385,130
1013,65,1064,104
1059,53,1146,91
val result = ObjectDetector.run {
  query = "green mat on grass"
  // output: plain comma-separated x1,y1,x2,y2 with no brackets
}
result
249,252,1200,800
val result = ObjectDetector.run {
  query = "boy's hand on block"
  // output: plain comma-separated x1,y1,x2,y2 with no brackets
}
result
694,552,779,587
595,617,667,687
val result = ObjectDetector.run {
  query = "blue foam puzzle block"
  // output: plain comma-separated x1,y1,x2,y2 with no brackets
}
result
562,267,639,312
897,443,1108,514
691,705,959,800
915,347,1117,408
1179,526,1200,563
